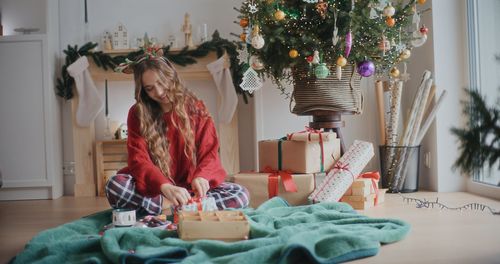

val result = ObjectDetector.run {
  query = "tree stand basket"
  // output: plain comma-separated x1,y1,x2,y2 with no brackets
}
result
291,64,363,154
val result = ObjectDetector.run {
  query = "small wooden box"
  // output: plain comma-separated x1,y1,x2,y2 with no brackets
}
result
178,211,250,241
95,140,128,196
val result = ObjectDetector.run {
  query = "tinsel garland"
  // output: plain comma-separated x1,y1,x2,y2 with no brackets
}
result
56,31,251,103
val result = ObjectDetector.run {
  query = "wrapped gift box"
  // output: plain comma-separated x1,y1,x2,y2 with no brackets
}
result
258,137,341,174
234,172,325,208
344,178,377,196
341,194,376,210
341,189,388,210
308,140,374,203
287,131,337,142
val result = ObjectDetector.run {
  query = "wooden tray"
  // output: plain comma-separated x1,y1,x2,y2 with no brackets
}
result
178,211,250,241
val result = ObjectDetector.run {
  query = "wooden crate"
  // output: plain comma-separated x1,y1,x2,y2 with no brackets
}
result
95,140,127,196
178,211,250,241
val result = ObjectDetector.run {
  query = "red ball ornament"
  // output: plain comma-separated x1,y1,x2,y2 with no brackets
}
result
306,56,314,63
420,25,429,34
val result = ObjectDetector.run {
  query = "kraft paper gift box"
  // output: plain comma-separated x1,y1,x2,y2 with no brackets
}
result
341,193,376,210
344,178,378,196
286,131,337,142
233,172,325,208
341,189,388,209
308,140,374,203
258,137,341,174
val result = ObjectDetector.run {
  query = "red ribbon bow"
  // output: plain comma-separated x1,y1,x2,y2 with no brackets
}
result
287,126,323,141
334,161,355,182
358,171,381,205
263,166,298,199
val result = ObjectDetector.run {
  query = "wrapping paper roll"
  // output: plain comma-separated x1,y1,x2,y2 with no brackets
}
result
308,140,374,203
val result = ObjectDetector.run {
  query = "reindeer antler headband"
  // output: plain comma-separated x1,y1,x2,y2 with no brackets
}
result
114,45,167,74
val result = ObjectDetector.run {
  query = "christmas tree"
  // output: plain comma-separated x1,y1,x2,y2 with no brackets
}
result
236,0,429,89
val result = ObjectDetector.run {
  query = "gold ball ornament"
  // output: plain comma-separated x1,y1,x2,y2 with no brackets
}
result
274,10,286,21
390,67,400,78
418,0,427,4
239,33,246,42
289,49,299,58
400,49,411,60
240,18,249,28
336,55,347,67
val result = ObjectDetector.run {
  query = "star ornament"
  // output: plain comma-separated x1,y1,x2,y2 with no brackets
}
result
248,3,258,14
394,42,406,52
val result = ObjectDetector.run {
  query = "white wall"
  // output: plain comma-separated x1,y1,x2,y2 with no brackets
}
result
431,0,468,191
0,0,46,35
4,0,475,195
400,0,470,192
58,0,244,194
404,0,437,191
57,0,459,193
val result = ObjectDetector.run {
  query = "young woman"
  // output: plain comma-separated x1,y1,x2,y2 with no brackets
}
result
105,51,249,215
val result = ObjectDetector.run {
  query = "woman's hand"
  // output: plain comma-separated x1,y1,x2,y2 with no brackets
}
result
191,177,210,197
160,183,191,206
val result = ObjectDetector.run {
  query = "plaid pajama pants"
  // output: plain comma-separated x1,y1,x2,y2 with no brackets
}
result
105,174,250,215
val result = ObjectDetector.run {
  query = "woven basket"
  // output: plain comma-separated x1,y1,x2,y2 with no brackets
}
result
291,64,363,115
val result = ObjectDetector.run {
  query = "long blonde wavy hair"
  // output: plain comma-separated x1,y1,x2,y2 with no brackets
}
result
133,58,202,181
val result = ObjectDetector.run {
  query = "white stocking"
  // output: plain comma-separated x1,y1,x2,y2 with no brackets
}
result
67,56,103,127
207,56,238,124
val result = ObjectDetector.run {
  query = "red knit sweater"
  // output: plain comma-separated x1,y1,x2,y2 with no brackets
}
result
118,101,226,197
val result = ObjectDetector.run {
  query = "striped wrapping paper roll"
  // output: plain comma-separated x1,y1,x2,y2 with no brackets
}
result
308,140,374,203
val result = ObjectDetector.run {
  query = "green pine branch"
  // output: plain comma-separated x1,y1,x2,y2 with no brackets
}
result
56,31,251,102
451,89,500,176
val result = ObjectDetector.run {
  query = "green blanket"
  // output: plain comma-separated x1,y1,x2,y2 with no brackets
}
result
11,198,410,264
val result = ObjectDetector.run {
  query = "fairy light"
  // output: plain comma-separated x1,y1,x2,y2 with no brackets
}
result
399,193,500,215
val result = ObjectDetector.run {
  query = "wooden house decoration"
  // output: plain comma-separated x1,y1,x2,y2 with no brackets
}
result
101,31,113,51
112,23,129,49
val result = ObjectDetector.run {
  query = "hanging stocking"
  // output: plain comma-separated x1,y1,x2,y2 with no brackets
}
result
207,55,238,124
67,56,103,127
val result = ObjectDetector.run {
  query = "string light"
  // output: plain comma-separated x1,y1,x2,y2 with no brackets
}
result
399,193,500,215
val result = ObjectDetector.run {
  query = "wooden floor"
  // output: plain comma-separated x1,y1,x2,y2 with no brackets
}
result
1,192,499,264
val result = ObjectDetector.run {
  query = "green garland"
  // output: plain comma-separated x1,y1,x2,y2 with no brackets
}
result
56,31,251,103
451,89,500,177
